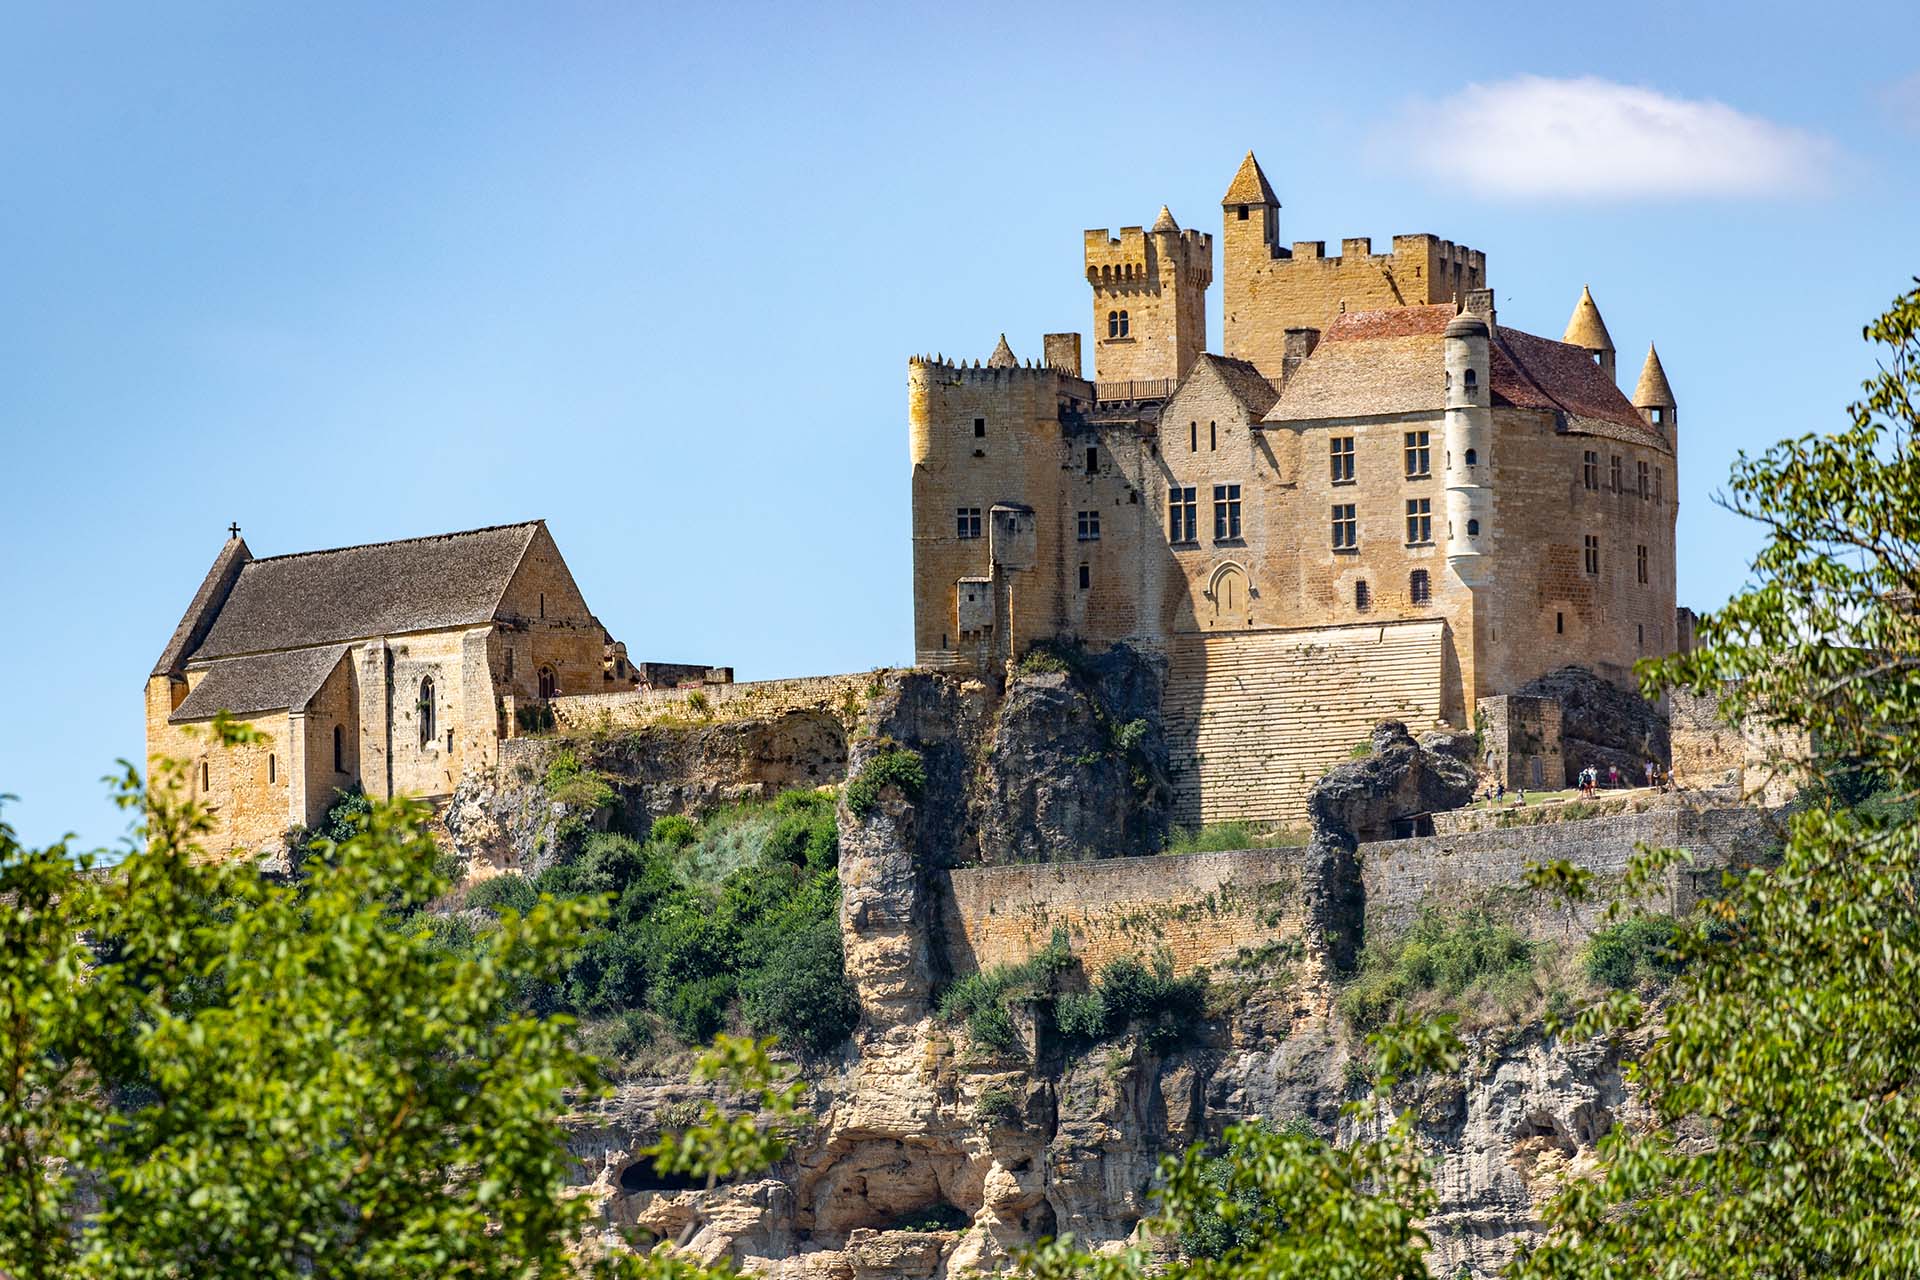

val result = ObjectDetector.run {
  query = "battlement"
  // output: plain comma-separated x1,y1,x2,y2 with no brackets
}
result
1280,233,1484,275
907,352,1080,380
1083,225,1214,285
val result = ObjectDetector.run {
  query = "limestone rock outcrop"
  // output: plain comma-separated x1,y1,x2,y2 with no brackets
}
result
1516,665,1669,786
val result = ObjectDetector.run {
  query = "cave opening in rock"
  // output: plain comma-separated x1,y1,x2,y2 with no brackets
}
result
619,1161,708,1194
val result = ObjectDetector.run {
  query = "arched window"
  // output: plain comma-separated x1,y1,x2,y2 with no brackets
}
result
1467,518,1480,536
418,675,436,749
1107,311,1119,338
538,666,558,700
1464,368,1477,394
1409,569,1431,604
1464,447,1477,466
1355,580,1371,612
333,724,345,773
1117,311,1130,337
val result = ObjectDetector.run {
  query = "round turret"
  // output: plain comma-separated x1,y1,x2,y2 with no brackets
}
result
1444,311,1488,339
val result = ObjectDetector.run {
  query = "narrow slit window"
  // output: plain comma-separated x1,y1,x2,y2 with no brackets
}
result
973,417,986,438
1078,562,1090,590
333,724,345,773
1190,422,1198,452
1209,422,1217,451
418,675,436,749
1637,543,1649,584
1086,445,1099,474
268,753,275,784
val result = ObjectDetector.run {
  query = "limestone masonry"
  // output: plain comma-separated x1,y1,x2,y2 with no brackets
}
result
911,151,1681,822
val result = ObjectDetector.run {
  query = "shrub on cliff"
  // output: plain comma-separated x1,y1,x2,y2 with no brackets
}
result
1582,913,1682,990
740,916,859,1055
1338,909,1535,1032
844,742,926,816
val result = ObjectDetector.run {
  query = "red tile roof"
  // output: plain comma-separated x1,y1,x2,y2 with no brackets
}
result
1322,304,1456,342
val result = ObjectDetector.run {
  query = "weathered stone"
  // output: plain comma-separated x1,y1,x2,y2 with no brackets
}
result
1516,664,1669,786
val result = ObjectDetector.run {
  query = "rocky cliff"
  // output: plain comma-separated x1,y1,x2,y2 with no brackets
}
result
449,660,1663,1278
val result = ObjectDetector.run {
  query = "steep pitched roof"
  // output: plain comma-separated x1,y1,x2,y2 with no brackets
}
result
1150,205,1180,233
1562,285,1614,352
1322,304,1456,341
152,535,252,678
987,333,1018,368
1221,151,1279,207
1188,354,1278,417
1490,327,1666,448
1264,334,1443,422
170,645,349,723
187,522,542,662
1633,343,1675,408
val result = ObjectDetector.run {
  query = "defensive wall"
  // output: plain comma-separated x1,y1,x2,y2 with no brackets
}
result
542,671,892,735
936,803,1772,979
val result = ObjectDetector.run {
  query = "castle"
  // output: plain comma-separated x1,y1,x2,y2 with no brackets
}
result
909,151,1680,823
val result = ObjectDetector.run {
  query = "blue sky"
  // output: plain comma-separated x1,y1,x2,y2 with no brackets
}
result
2,1,1916,852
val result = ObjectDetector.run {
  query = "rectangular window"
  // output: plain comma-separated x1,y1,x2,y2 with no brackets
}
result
973,417,986,438
1213,484,1242,541
1332,503,1358,550
1637,543,1649,584
1583,450,1598,491
1210,421,1218,451
1405,497,1432,545
1330,436,1355,484
1653,465,1664,501
1584,534,1600,576
1086,445,1099,474
1404,430,1431,478
1078,563,1091,590
1077,509,1101,541
1409,568,1431,604
1168,486,1197,543
1637,459,1650,499
957,507,982,540
1610,455,1622,493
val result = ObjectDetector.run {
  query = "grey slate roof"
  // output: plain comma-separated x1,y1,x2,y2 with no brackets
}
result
1199,354,1279,418
151,536,252,678
188,522,541,661
170,645,349,723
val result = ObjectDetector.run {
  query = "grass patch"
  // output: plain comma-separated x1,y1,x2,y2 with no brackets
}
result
1338,909,1539,1032
936,933,1209,1057
1164,822,1307,854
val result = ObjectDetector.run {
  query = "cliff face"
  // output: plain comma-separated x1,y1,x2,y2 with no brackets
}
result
453,664,1650,1278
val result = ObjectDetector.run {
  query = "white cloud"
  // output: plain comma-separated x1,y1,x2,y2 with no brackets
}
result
1880,71,1920,133
1395,75,1834,199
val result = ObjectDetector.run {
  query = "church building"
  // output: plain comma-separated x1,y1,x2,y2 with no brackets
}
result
145,520,638,853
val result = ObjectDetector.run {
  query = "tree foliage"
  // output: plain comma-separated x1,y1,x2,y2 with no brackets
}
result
1511,282,1920,1277
0,717,622,1279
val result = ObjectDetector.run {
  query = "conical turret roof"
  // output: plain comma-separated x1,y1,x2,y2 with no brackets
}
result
1562,285,1615,353
1150,205,1180,233
1221,151,1279,207
987,334,1018,369
1633,343,1675,408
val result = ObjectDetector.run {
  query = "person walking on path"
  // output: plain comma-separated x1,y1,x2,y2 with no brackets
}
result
1608,764,1621,789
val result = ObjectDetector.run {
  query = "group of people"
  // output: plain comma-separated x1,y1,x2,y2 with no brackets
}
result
1577,760,1670,796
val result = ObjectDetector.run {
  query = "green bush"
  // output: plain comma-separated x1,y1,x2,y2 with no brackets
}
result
610,1009,654,1059
888,1202,971,1232
543,749,614,811
844,744,927,816
741,917,859,1055
1165,822,1301,854
648,814,697,849
1094,952,1208,1046
975,1087,1020,1125
1584,914,1682,989
967,1002,1018,1051
660,973,734,1044
1338,910,1535,1031
1054,990,1108,1044
1016,646,1072,675
465,873,538,916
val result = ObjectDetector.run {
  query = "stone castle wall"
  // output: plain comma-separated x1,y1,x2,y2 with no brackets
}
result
1669,688,1811,806
547,671,889,735
937,846,1314,978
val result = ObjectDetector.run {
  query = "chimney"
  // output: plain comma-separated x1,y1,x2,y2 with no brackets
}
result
1281,327,1320,385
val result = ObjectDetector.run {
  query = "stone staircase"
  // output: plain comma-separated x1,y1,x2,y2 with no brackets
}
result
1163,620,1449,826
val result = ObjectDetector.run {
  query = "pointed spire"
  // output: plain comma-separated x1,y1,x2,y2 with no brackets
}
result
1221,150,1279,207
1150,204,1179,234
1562,284,1615,354
987,333,1018,368
1633,343,1676,409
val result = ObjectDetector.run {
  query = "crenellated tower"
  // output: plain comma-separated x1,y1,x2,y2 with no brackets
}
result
1083,206,1212,389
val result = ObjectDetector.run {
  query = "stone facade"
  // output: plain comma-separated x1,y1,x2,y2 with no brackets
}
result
144,521,700,855
1475,694,1565,790
1669,687,1811,806
909,150,1682,824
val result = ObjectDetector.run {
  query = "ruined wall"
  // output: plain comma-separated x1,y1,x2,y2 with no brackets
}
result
547,672,889,735
1475,694,1563,791
1670,688,1810,806
938,847,1312,977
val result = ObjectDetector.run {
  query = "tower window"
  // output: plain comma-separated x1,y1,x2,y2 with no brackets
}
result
1464,369,1477,395
1583,450,1599,491
1405,497,1432,545
418,675,436,749
974,417,986,438
1168,486,1197,543
1584,535,1600,576
1077,510,1101,541
1237,204,1249,220
1651,406,1665,425
1637,543,1649,584
1330,436,1355,484
334,724,345,773
1404,431,1431,478
1117,311,1129,338
1078,563,1090,590
1086,446,1099,474
1355,580,1371,612
1467,518,1480,537
1464,447,1477,467
1409,569,1431,604
956,507,982,539
1637,459,1650,499
1107,311,1118,338
1213,484,1241,541
1332,504,1358,550
1654,466,1664,500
